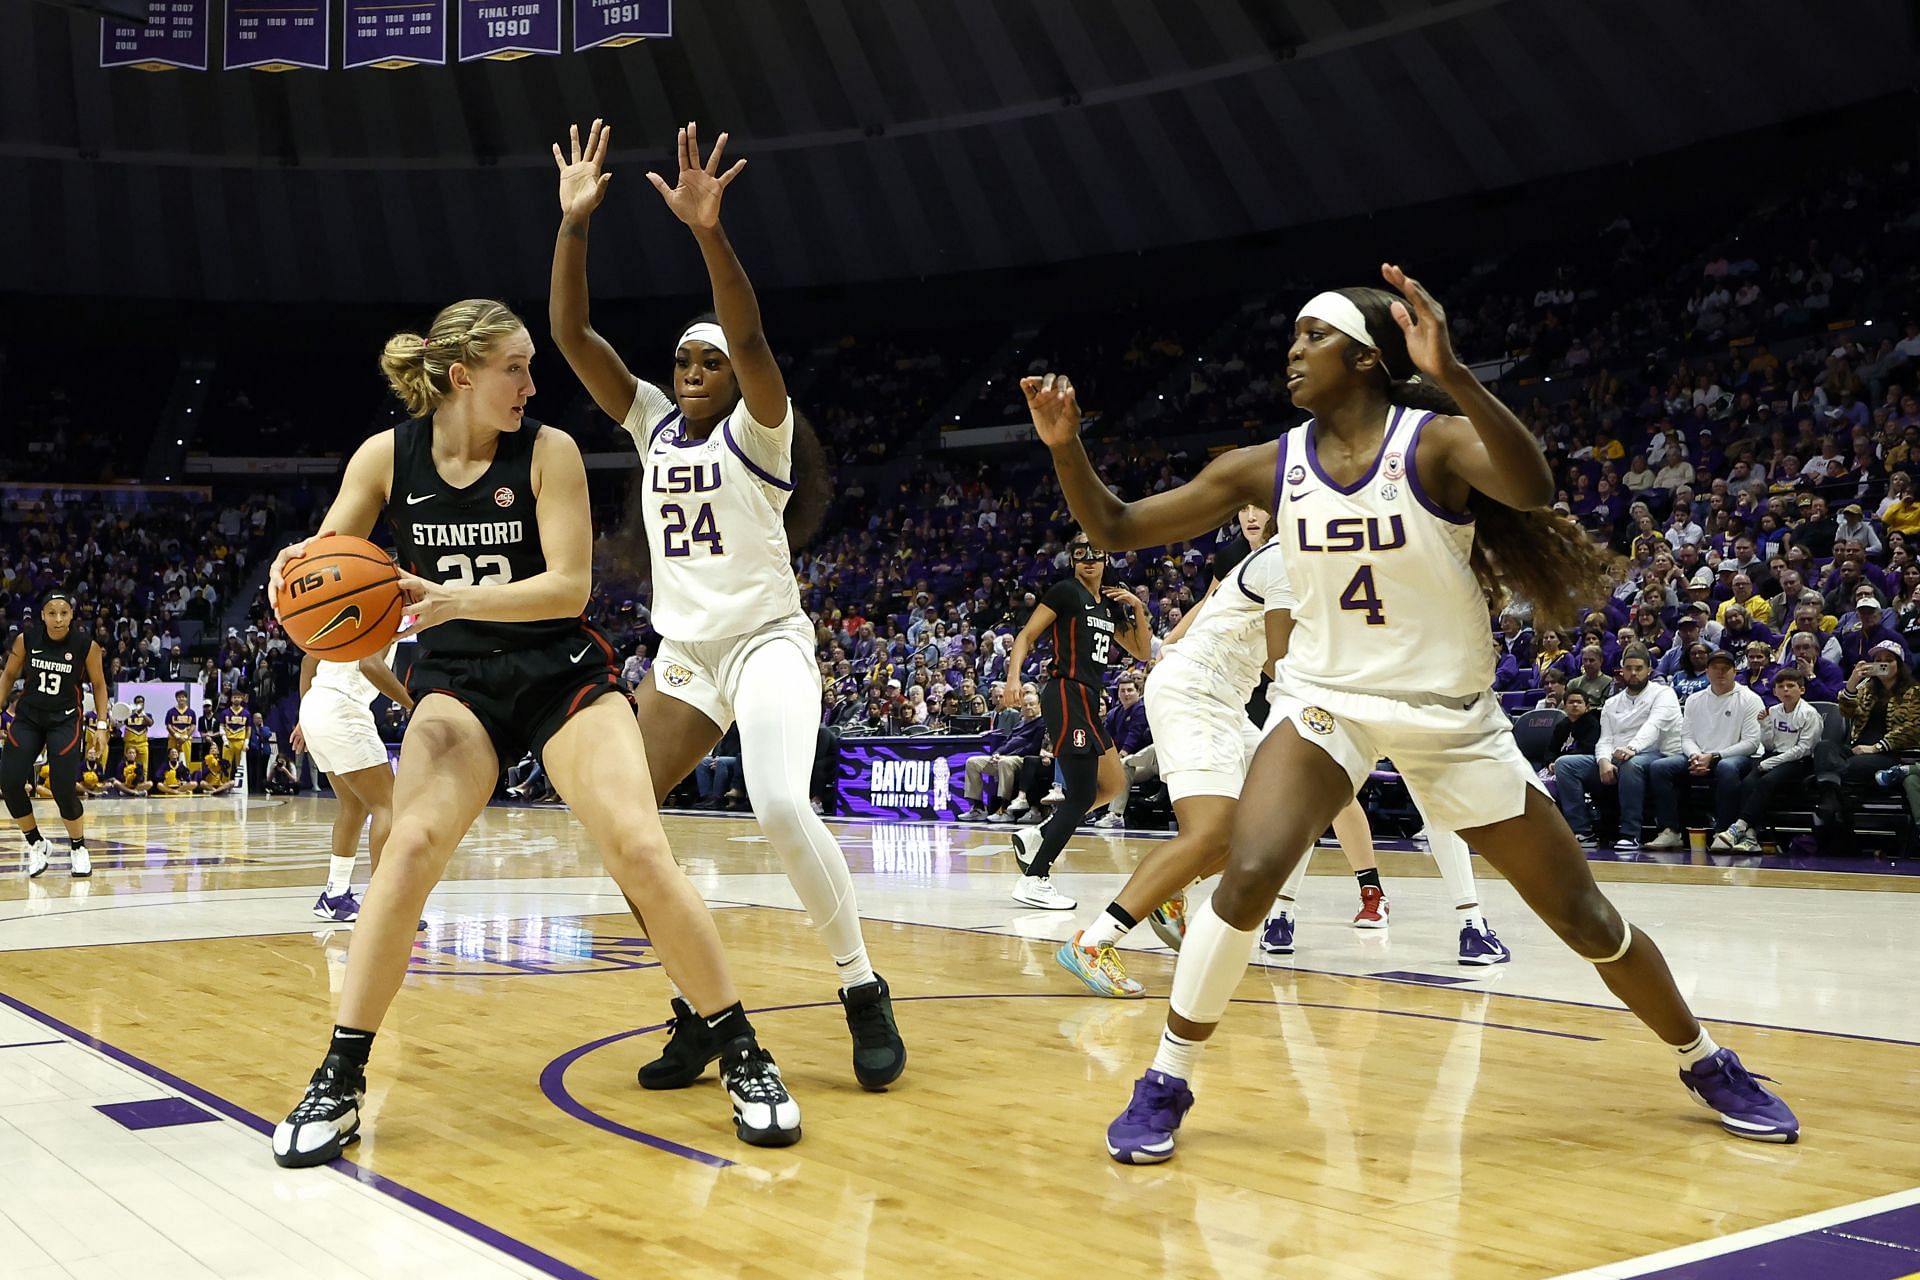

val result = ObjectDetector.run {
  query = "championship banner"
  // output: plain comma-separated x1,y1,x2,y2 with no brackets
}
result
573,0,669,52
833,736,982,822
101,0,210,71
224,0,329,71
345,0,448,68
459,0,559,61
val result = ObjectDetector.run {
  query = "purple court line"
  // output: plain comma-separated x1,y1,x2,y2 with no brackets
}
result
540,989,1597,1168
0,990,596,1280
694,898,1920,1050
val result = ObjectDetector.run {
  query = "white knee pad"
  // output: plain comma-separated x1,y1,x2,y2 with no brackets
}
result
1168,899,1259,1025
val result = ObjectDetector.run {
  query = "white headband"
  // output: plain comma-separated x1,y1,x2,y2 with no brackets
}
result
1298,291,1376,349
677,322,730,358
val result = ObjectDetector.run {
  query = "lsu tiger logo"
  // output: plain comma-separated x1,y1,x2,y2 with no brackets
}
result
1300,707,1336,736
663,663,694,688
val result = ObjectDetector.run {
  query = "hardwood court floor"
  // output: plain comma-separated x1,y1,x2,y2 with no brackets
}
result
1,797,1917,1279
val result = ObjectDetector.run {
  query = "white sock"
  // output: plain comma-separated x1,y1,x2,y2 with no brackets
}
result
1081,906,1130,949
1675,1028,1721,1069
836,947,876,991
325,855,354,896
1271,895,1296,924
1150,1028,1201,1080
1455,903,1486,933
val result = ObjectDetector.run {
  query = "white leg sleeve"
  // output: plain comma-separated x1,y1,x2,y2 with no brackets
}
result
1168,899,1258,1026
1276,848,1311,903
733,641,867,965
1428,826,1480,907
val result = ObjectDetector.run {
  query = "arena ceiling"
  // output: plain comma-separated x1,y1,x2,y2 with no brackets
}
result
2,0,1915,302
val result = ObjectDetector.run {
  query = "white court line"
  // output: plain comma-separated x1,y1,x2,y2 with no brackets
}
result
1553,1184,1920,1278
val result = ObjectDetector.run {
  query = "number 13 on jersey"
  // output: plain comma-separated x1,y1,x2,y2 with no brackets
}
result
1340,564,1387,626
661,503,725,558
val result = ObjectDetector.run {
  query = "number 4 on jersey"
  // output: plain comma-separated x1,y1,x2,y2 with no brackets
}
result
1340,565,1386,626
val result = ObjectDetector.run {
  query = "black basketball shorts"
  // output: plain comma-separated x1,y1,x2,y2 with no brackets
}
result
407,624,626,769
1039,677,1113,758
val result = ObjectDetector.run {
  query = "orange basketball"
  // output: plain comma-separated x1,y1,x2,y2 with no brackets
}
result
276,534,406,661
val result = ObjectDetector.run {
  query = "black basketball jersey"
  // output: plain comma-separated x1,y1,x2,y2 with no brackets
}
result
1039,578,1127,688
18,624,94,720
385,418,578,655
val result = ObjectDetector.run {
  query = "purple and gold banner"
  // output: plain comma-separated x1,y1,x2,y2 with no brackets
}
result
458,0,559,61
573,0,669,52
224,0,329,71
344,0,447,69
100,0,210,71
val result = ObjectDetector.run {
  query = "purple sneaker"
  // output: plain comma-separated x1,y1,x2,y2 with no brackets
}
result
1679,1048,1799,1143
1259,914,1295,955
312,889,361,923
1107,1069,1195,1164
1458,923,1512,966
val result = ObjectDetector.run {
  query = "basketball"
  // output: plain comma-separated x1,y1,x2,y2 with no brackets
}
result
275,534,405,661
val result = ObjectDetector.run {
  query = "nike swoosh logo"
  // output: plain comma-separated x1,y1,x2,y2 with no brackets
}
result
309,604,362,643
570,644,593,663
406,493,434,505
1289,489,1316,502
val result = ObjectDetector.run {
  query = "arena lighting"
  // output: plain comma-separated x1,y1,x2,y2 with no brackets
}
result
34,0,152,21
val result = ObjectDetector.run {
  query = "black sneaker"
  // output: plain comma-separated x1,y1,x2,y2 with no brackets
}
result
839,975,906,1091
637,997,723,1090
720,1037,801,1147
272,1053,365,1168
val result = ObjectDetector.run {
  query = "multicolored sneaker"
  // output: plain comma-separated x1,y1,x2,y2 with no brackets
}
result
312,889,361,922
1146,894,1188,951
1056,933,1145,998
1352,885,1389,929
1107,1069,1195,1164
1875,765,1908,789
1679,1048,1799,1143
1458,923,1511,966
1259,913,1295,955
838,975,907,1090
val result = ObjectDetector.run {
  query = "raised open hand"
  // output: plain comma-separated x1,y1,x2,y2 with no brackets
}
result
1020,372,1082,447
646,122,745,230
1381,263,1464,382
553,119,613,220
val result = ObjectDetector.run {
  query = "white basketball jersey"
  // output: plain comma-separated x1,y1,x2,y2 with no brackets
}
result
1273,406,1493,698
621,381,804,641
308,644,392,705
1169,542,1297,699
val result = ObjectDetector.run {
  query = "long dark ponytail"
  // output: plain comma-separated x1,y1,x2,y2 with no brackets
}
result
1338,287,1616,631
598,314,833,583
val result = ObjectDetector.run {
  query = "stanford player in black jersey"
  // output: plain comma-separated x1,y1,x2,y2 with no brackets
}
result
265,298,799,1169
1000,530,1151,910
1,592,110,879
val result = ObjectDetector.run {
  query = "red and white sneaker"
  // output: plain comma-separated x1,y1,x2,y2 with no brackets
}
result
1352,885,1389,929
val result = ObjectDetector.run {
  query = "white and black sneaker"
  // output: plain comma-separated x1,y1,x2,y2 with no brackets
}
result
272,1053,366,1168
69,844,91,879
25,839,50,879
1011,824,1043,873
720,1037,801,1148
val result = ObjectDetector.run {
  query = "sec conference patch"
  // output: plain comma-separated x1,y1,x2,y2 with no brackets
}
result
662,663,694,688
1300,707,1336,736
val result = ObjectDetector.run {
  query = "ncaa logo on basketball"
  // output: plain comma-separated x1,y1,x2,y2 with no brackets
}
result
493,486,515,508
1301,707,1336,736
1286,465,1307,486
1382,453,1406,481
663,663,694,688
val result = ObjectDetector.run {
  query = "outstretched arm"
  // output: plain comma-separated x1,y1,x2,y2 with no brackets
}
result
648,123,787,429
1026,373,1274,551
550,119,641,424
1381,263,1554,512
